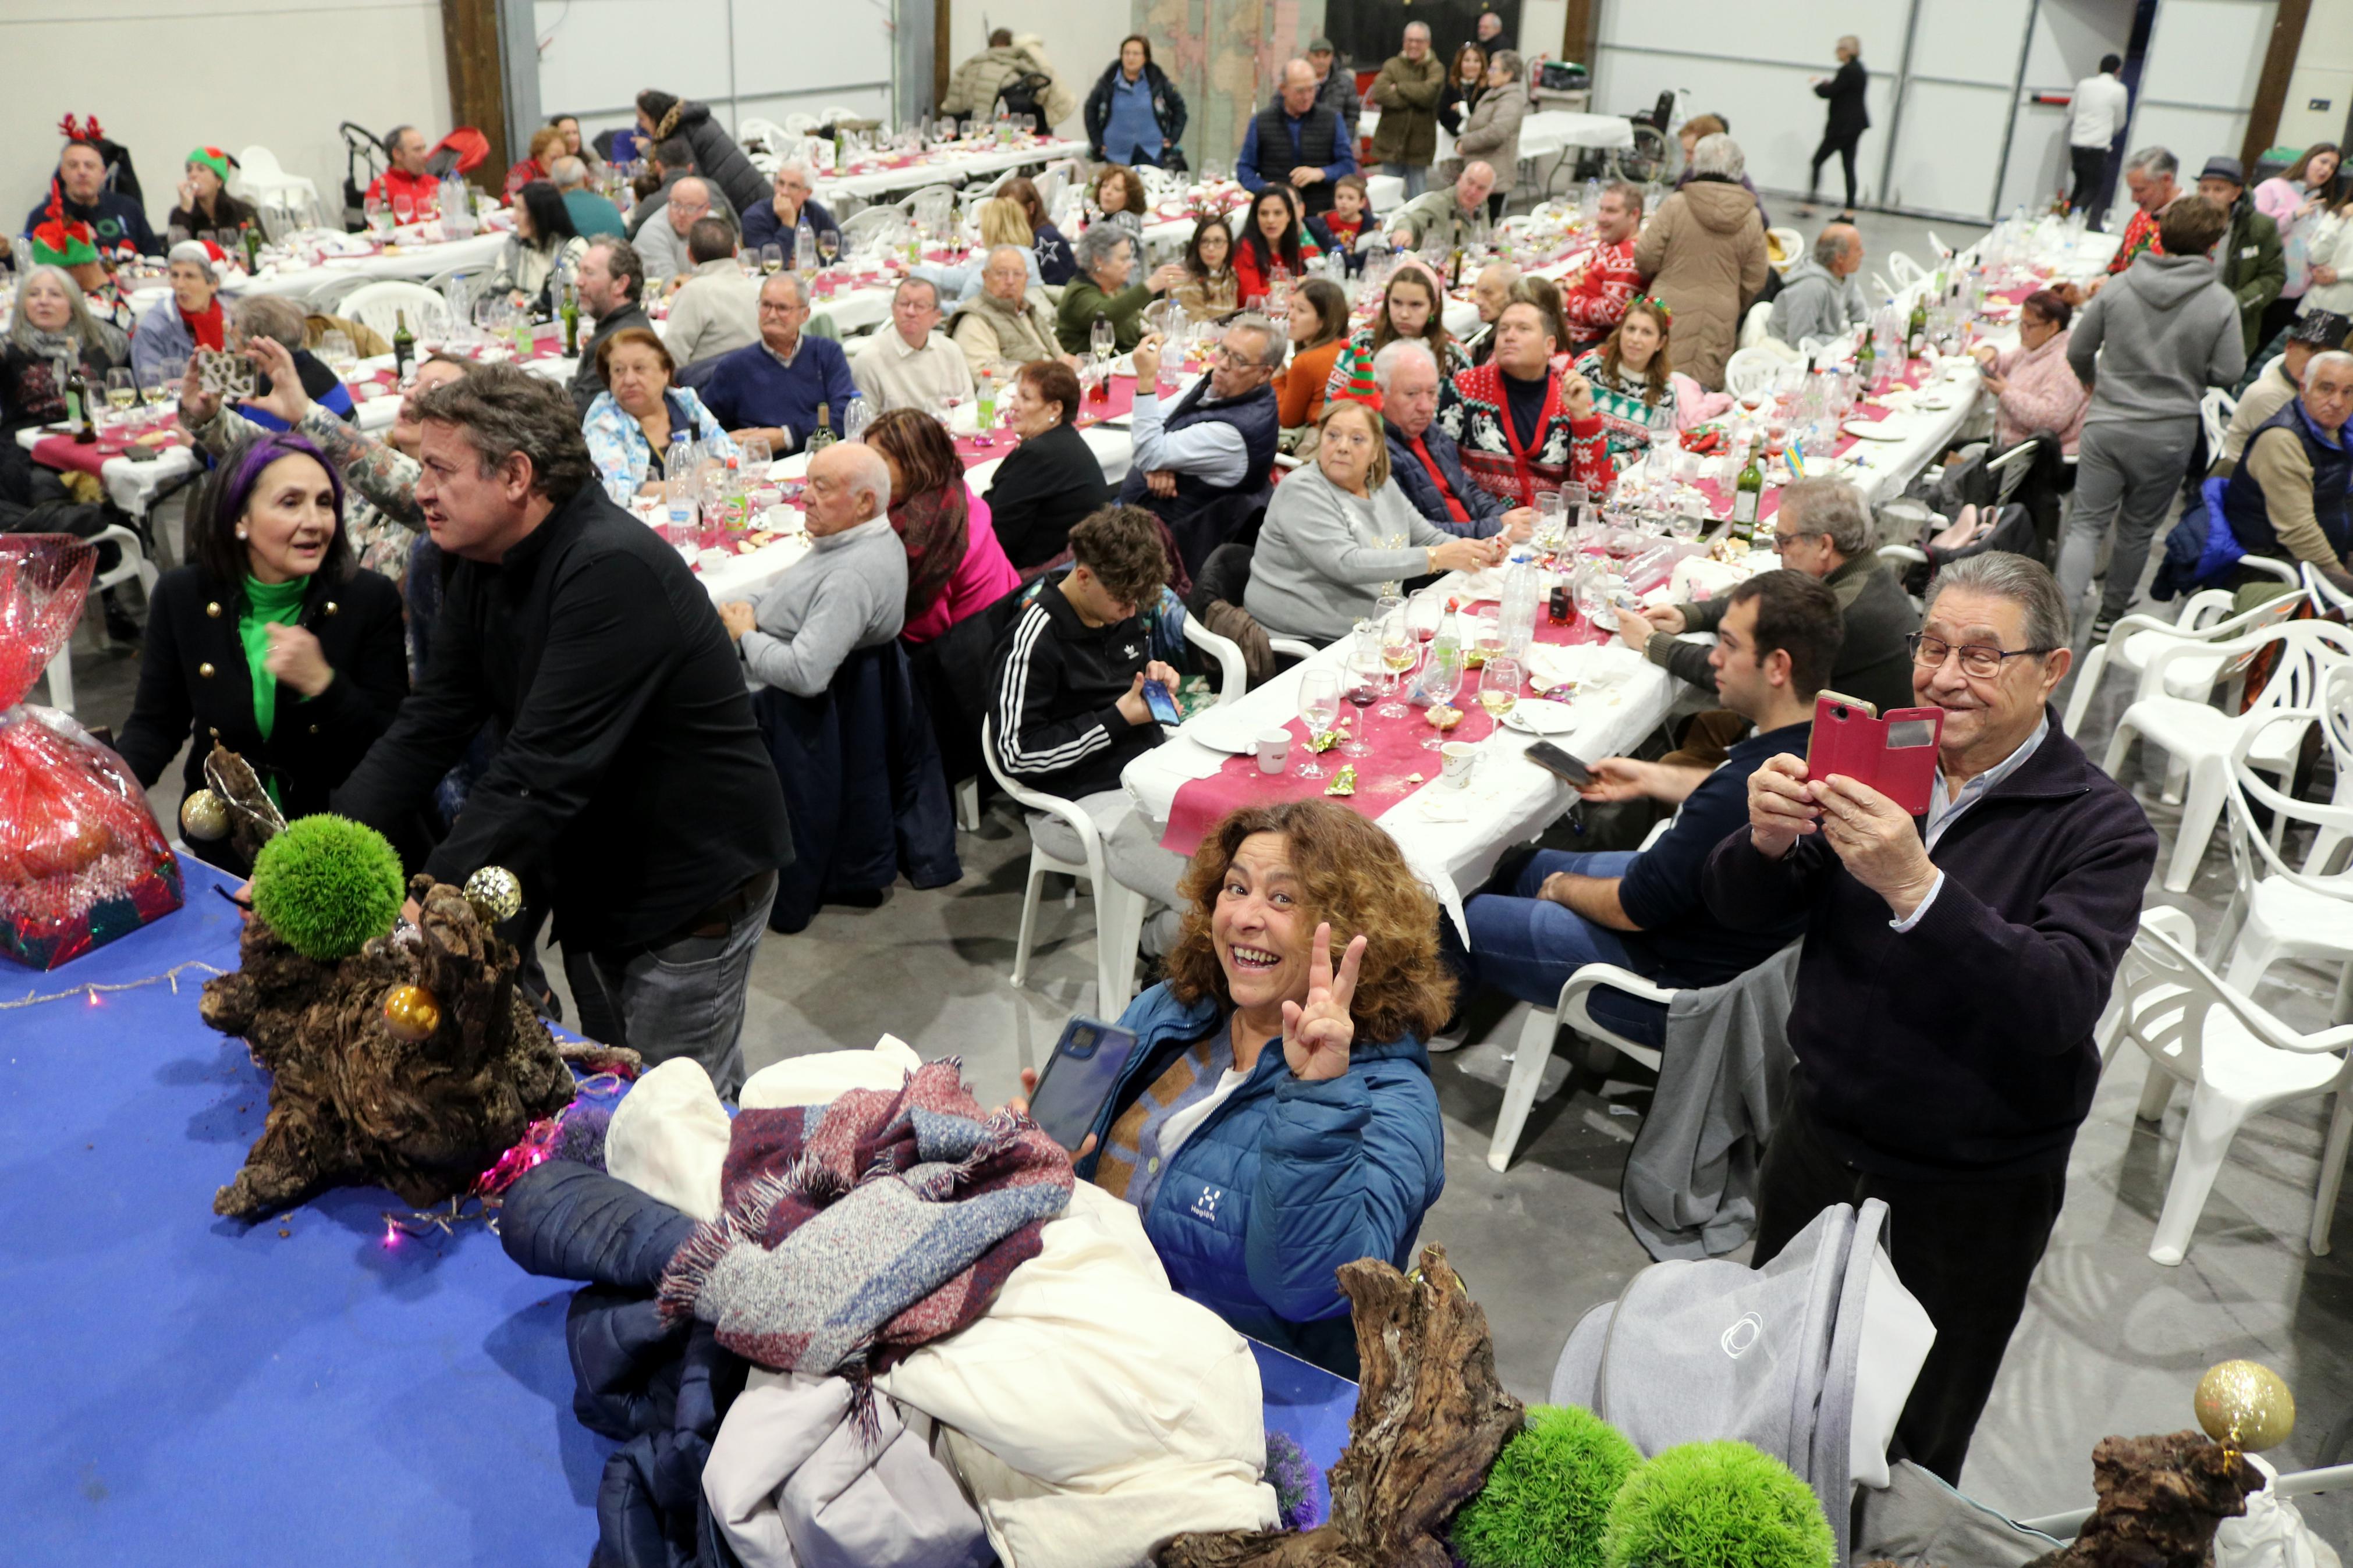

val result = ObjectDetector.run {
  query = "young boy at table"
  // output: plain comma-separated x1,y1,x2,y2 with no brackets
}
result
991,503,1190,953
1453,570,1839,1047
1307,175,1378,273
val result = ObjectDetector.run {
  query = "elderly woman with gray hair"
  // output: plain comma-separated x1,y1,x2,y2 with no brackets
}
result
130,239,231,383
1,264,129,539
1633,131,1769,389
1445,48,1529,219
1055,222,1190,354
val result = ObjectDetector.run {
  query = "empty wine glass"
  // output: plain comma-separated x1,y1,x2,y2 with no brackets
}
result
1296,670,1340,778
392,194,414,226
1341,628,1383,757
1418,648,1463,752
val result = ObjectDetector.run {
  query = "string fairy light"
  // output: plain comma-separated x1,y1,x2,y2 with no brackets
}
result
0,961,227,1011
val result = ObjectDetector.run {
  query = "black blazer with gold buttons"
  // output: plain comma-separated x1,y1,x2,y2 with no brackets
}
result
116,564,410,833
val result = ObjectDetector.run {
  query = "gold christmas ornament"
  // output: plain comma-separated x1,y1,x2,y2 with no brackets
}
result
463,865,522,925
2195,1360,2295,1452
179,788,230,841
381,983,442,1043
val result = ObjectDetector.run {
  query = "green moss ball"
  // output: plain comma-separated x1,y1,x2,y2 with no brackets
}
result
1454,1404,1644,1568
250,815,404,961
1602,1441,1833,1568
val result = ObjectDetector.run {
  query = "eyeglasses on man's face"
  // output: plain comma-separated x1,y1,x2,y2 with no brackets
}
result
1908,631,2050,679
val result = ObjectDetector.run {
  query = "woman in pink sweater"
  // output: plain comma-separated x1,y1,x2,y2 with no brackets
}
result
1972,290,2086,456
865,409,1023,645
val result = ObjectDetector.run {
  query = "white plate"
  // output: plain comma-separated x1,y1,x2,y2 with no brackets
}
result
1841,421,1907,441
1184,707,1265,753
1502,698,1578,735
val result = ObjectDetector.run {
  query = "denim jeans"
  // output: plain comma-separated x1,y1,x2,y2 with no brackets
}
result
566,879,775,1099
1384,162,1429,199
1462,849,1649,1007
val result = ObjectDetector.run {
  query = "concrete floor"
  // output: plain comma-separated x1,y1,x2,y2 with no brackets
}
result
55,220,2350,1539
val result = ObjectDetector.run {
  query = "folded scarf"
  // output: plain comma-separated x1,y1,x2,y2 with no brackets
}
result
181,298,225,354
890,483,968,624
658,1059,1071,1386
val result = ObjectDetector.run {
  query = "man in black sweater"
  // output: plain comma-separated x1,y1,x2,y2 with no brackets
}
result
1621,477,1918,727
991,504,1188,955
334,365,792,1097
1706,550,2156,1484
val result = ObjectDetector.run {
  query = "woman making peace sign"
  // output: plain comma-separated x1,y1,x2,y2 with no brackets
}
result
1018,801,1454,1375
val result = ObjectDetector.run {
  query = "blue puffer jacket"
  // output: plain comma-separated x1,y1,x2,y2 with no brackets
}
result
1386,424,1510,539
1074,982,1446,1376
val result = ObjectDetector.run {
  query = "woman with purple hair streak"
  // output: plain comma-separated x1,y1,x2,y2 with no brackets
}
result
116,429,414,874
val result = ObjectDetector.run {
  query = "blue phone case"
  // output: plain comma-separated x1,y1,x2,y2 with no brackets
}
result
1029,1016,1142,1152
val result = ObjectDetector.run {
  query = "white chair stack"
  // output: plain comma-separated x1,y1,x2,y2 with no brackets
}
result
336,280,454,346
2102,620,2353,891
2063,585,2302,739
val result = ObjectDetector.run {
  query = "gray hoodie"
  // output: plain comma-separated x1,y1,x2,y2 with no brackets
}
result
2066,251,2246,429
1767,258,1864,347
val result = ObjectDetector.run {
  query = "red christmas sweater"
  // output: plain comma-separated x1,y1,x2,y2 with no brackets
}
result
1439,362,1616,508
1559,236,1641,350
2107,204,2166,273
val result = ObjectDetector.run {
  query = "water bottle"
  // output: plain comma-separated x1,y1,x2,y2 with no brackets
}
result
794,216,817,277
1500,554,1541,660
663,432,697,542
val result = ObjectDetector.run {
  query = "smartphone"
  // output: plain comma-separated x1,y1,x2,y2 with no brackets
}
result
1143,678,1183,726
1524,740,1595,787
1806,691,1944,816
1027,1016,1143,1152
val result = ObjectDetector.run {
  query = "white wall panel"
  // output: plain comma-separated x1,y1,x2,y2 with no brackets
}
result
2139,0,2274,113
0,0,449,236
1884,80,2013,218
1906,0,2033,87
1589,48,1898,201
1597,0,1911,69
534,0,895,128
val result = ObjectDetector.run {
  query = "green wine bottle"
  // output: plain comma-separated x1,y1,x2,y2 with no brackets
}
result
1906,295,1928,360
805,401,837,453
561,283,580,356
391,308,414,379
1731,439,1764,541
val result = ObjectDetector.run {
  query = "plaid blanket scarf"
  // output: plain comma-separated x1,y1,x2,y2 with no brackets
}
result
657,1059,1073,1382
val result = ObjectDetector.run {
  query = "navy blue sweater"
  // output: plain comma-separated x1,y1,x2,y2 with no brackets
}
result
694,335,861,454
1702,711,2156,1180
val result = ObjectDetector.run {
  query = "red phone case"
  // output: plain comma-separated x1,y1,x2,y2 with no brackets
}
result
1807,693,1944,816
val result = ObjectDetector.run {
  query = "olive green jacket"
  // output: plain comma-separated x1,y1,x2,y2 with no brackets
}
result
1369,53,1446,166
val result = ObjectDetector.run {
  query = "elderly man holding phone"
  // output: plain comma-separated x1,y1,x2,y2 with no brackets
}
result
1703,551,2155,1484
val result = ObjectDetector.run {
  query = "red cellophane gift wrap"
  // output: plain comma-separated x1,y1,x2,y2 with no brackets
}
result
0,536,183,968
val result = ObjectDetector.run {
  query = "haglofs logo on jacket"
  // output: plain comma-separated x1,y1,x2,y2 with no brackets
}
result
1720,1310,1763,1359
1123,642,1142,660
1191,1185,1223,1222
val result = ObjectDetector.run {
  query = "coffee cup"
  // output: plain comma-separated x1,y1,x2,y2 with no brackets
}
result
1255,729,1291,774
1440,740,1481,787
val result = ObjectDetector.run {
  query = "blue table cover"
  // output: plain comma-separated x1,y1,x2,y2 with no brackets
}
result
0,855,1363,1564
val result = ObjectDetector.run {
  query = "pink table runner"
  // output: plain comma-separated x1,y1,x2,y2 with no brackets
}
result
1158,592,1615,855
952,376,1138,466
1683,359,1925,524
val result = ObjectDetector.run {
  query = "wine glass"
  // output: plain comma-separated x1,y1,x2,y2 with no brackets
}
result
138,367,170,412
1418,648,1463,752
1296,670,1341,778
761,243,783,277
737,434,772,472
1090,315,1116,364
392,194,414,227
1376,599,1417,718
1479,656,1522,724
104,368,136,428
1341,628,1383,757
817,229,841,269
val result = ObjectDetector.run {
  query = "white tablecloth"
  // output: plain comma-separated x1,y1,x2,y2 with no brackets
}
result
810,138,1089,204
1359,108,1635,169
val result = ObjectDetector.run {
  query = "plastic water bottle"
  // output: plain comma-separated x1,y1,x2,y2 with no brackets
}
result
794,216,818,278
1500,554,1541,660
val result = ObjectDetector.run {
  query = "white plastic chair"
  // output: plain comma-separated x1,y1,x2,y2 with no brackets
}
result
2107,909,2353,1265
782,112,820,137
2062,587,2302,737
2306,558,2353,620
839,206,902,247
1737,298,1776,350
2215,747,2353,1016
2201,387,2239,458
231,144,322,211
1488,964,1667,1172
337,281,453,346
41,524,160,716
1887,251,1928,289
981,715,1150,1014
738,118,792,155
1765,226,1805,275
1181,617,1248,705
1722,346,1781,403
2103,620,2353,891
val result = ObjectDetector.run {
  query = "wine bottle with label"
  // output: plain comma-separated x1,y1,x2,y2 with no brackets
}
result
392,308,414,379
1906,295,1928,361
805,402,836,452
1730,439,1763,541
70,360,97,445
561,283,580,356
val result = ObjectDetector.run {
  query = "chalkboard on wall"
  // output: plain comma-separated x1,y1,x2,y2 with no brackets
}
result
1323,0,1524,72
